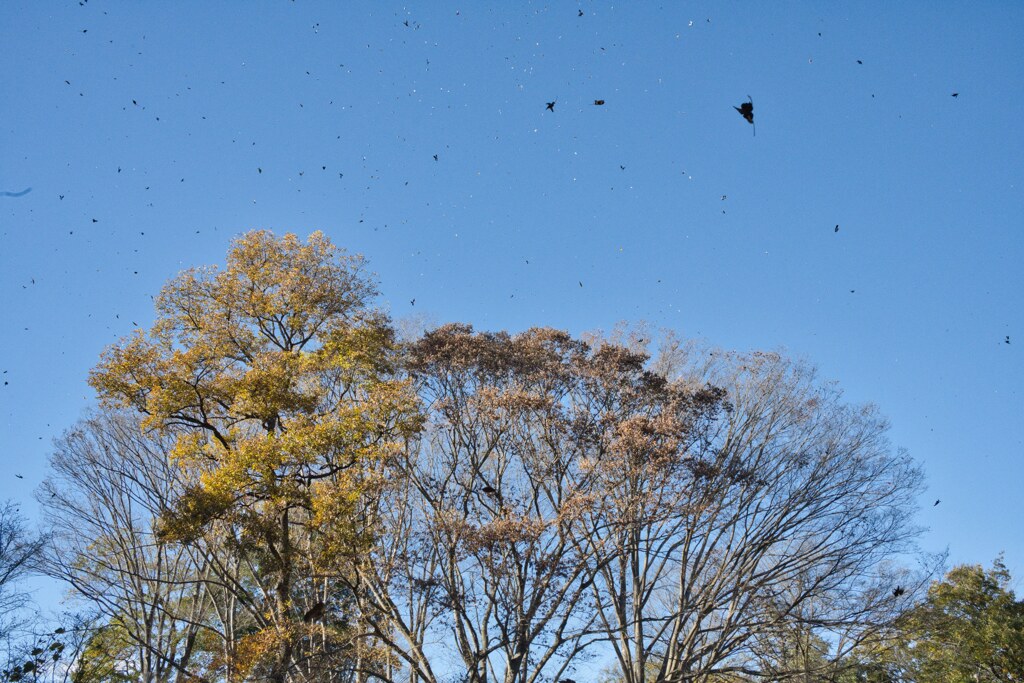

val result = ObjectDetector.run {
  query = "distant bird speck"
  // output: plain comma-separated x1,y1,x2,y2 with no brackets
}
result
546,100,556,111
934,499,941,506
893,586,905,597
1006,336,1010,345
857,59,863,64
951,92,959,97
410,299,415,306
433,154,438,161
593,99,606,106
579,281,583,287
835,225,840,232
15,474,23,479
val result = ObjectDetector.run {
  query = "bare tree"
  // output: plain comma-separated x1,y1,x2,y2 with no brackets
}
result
38,410,219,682
0,502,45,678
347,325,723,683
584,340,929,683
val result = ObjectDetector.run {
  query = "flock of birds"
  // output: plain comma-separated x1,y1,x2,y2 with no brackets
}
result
1,9,1016,607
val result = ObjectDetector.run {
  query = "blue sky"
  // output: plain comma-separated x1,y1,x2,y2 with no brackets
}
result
2,0,1022,609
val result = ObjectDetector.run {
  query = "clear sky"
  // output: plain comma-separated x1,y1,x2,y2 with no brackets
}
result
2,0,1022,609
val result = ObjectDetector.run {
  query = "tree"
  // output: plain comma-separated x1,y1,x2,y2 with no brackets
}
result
350,324,724,683
88,231,422,682
578,338,928,683
893,558,1024,683
39,409,221,682
0,504,49,682
0,503,41,646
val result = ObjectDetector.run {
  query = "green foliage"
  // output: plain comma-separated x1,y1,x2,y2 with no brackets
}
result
896,558,1024,683
71,624,135,683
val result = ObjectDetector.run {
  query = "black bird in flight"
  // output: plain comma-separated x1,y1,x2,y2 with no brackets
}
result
433,154,439,161
1006,336,1011,345
951,92,959,97
546,100,556,111
892,586,905,598
593,99,606,106
835,225,840,232
735,97,755,135
15,474,23,479
934,499,941,506
578,9,584,16
481,484,497,495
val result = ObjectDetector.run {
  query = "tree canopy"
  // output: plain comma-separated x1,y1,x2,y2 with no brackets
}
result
6,231,942,683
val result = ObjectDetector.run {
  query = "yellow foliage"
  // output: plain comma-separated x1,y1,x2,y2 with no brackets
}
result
86,231,424,669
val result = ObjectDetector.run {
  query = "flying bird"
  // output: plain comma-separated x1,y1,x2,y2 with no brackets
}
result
835,225,840,232
481,485,497,495
14,474,23,479
546,100,556,111
735,97,755,135
593,99,605,106
951,92,959,97
1006,336,1010,345
934,499,941,506
892,586,905,598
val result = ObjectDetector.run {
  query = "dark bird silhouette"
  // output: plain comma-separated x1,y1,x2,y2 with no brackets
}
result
892,586,905,598
15,474,23,479
546,100,556,111
303,602,326,623
593,99,606,106
410,299,415,306
951,92,959,97
578,9,584,16
857,59,863,64
1005,336,1010,345
934,499,941,506
578,280,583,287
835,224,840,232
481,485,497,495
433,154,438,161
735,98,754,135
